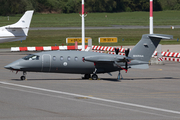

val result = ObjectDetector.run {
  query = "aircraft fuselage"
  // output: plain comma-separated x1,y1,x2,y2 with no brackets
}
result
5,51,123,74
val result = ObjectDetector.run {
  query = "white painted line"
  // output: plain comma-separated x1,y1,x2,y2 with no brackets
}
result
1,81,180,115
1,85,179,119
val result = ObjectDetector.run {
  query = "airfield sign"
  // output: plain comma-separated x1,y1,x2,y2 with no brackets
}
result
98,37,118,43
66,37,92,44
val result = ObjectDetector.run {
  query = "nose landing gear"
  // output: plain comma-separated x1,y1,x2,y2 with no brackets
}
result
20,71,27,80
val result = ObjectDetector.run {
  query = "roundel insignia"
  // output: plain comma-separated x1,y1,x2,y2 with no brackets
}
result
63,62,67,66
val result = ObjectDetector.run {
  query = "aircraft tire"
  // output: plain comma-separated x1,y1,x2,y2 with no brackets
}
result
85,74,91,79
92,74,98,80
20,76,26,80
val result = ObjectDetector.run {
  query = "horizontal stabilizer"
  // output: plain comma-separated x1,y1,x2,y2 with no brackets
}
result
130,64,149,69
5,27,27,29
149,34,173,40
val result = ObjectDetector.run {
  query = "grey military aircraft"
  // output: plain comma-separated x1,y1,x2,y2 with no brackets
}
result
5,34,173,80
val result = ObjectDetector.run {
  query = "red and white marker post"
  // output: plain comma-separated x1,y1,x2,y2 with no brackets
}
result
81,0,85,51
150,0,153,34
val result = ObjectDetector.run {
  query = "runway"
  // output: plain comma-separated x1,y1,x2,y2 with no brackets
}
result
0,52,180,120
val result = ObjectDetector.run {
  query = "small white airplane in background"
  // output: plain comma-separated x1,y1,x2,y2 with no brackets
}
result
0,10,34,43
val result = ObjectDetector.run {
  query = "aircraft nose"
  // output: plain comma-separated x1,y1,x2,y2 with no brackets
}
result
4,61,21,70
4,65,11,69
4,64,14,70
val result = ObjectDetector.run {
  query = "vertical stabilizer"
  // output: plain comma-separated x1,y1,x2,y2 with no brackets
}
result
5,10,34,36
150,0,153,34
0,10,34,43
10,10,34,28
129,34,173,62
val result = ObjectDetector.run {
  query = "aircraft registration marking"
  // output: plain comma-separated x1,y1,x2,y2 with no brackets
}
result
133,55,144,57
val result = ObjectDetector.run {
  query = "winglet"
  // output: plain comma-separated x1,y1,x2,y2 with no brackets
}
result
149,34,173,40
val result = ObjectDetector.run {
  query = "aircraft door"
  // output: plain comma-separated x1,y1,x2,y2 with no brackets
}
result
42,54,51,72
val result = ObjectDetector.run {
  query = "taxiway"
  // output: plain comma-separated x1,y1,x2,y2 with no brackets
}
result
0,52,180,120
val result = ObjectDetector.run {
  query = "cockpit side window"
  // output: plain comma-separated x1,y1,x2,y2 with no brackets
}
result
22,54,39,60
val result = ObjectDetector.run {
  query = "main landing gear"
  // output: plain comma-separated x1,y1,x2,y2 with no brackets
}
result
91,74,98,80
83,68,99,80
83,74,99,80
83,74,91,79
91,68,98,80
83,74,98,80
20,71,27,80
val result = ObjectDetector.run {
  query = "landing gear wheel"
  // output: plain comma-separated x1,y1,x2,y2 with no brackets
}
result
20,71,27,80
83,74,91,79
92,74,98,80
20,76,26,80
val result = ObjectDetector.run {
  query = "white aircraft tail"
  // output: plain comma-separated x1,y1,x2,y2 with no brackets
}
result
0,10,34,43
5,10,34,36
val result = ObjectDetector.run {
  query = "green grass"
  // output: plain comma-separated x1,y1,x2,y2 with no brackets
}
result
0,11,180,48
0,28,179,48
0,11,180,27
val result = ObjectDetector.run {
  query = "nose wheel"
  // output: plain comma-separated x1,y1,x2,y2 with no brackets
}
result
20,71,27,80
20,76,26,80
92,74,98,80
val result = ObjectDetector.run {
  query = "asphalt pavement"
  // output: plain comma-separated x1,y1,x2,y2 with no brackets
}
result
0,52,180,120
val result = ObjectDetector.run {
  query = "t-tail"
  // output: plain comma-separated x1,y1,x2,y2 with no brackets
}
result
0,10,34,43
128,34,173,69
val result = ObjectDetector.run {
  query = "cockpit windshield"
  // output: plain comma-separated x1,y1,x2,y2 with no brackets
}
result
22,54,39,60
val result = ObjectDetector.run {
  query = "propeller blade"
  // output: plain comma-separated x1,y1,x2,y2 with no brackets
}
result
115,48,119,55
125,61,128,71
125,48,130,72
125,48,130,57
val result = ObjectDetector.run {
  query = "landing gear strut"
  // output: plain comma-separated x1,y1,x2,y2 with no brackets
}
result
117,70,123,81
91,68,98,80
20,71,27,80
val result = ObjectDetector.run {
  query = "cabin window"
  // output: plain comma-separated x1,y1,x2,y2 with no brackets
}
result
53,56,56,61
22,54,39,60
60,56,63,61
74,57,78,61
67,56,71,61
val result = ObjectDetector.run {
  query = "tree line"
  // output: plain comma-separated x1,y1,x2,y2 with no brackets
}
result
0,0,180,15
